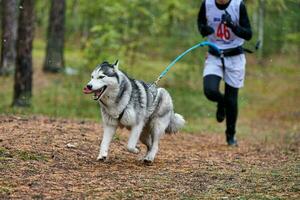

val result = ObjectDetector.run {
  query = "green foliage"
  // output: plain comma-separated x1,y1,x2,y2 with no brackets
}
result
286,32,300,43
35,0,300,63
247,0,300,55
54,0,202,67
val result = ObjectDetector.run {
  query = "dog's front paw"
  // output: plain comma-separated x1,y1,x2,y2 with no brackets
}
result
97,154,107,161
143,154,154,163
127,146,140,154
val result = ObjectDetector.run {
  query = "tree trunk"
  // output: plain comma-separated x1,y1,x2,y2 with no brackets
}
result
12,0,35,107
43,0,66,73
258,0,265,60
0,0,18,75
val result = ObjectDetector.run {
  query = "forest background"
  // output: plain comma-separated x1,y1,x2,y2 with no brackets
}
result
0,0,299,133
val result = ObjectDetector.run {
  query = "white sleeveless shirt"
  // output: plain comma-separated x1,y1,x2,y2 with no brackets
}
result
205,0,244,50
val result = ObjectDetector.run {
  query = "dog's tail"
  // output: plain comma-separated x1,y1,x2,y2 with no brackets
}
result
165,113,185,134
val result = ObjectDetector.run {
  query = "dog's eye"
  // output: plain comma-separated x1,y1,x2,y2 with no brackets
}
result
98,75,105,79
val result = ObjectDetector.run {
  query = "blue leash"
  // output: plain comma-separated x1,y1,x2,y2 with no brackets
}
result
154,41,220,85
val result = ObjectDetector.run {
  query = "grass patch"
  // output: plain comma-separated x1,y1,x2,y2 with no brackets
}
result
0,147,47,162
0,186,13,196
0,147,12,160
15,150,48,161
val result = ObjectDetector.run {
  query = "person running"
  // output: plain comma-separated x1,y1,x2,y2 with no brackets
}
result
197,0,252,146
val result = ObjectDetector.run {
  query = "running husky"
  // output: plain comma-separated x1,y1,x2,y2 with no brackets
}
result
83,60,185,163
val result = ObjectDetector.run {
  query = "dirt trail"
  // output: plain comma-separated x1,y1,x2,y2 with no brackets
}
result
0,115,299,199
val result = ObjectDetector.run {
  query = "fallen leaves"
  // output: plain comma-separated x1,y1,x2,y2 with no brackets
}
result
0,115,299,199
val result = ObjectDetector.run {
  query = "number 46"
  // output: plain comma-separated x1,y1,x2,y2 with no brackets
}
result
216,23,230,40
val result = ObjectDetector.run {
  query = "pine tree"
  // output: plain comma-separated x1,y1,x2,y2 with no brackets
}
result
0,0,18,75
43,0,66,73
12,0,35,107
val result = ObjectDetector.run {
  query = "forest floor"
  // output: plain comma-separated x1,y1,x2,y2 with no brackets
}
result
0,115,299,199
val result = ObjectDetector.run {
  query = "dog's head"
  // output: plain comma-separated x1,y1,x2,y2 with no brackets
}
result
83,60,119,101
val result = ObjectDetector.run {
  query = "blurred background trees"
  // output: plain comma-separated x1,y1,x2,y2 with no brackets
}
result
12,0,298,69
12,0,35,107
47,0,298,64
43,0,66,73
246,0,300,56
0,0,18,75
0,0,299,119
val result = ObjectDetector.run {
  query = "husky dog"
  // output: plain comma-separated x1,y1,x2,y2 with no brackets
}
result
83,60,185,163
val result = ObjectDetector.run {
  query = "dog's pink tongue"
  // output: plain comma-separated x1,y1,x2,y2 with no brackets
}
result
83,87,93,94
95,90,101,96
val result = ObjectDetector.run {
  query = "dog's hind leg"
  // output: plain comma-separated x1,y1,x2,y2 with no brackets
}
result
127,122,144,154
140,127,152,152
97,125,117,161
144,113,171,163
143,126,163,163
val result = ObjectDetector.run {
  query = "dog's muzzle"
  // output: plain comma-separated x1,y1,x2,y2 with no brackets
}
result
83,85,107,101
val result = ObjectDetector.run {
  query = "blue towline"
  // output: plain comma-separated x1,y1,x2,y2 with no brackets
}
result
154,41,220,85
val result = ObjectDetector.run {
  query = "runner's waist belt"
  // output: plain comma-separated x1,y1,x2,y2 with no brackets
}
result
209,46,244,57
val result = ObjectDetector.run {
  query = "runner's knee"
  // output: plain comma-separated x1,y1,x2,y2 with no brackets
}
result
203,75,222,102
204,87,220,102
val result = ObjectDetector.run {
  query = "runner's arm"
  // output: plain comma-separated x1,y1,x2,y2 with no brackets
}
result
231,2,252,41
197,1,214,37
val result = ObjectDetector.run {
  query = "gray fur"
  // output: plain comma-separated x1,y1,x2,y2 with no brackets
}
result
85,61,185,163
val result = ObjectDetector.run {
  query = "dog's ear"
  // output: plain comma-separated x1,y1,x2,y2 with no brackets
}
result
113,60,119,70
